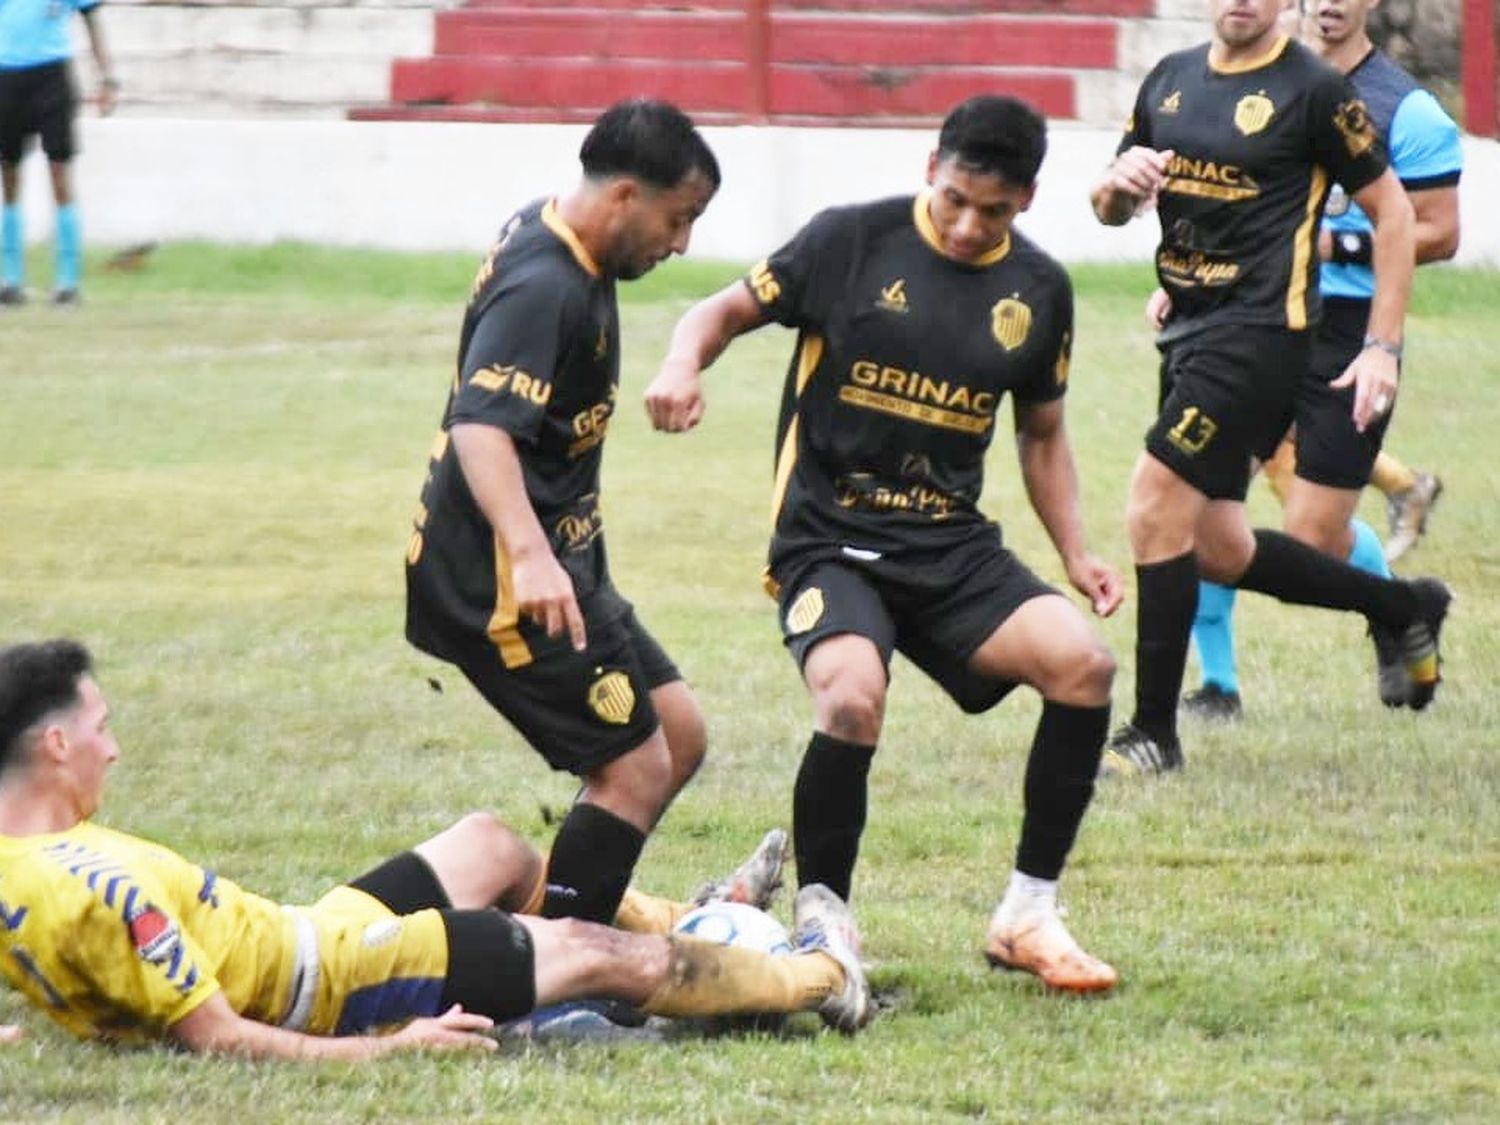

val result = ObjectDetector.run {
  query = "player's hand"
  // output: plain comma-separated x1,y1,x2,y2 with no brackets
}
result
1144,287,1172,330
0,1024,23,1046
388,1005,497,1054
1065,552,1124,618
1103,146,1174,214
98,83,118,117
644,357,706,432
512,546,587,651
1330,346,1398,433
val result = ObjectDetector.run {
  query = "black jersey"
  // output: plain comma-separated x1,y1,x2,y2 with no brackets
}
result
749,194,1073,567
1119,36,1388,340
407,198,626,667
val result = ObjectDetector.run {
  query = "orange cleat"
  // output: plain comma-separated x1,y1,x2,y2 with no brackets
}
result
984,909,1118,994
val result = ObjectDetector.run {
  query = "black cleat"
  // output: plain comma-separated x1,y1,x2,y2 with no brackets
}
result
1401,578,1451,711
51,288,81,308
1180,683,1244,723
0,285,24,307
1369,622,1408,708
1099,723,1183,778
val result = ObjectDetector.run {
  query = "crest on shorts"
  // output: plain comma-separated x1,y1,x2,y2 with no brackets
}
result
1234,92,1275,136
1333,99,1376,158
990,296,1032,352
786,588,825,635
587,670,636,725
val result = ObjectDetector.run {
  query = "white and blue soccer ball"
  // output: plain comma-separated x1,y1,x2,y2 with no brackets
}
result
673,900,793,956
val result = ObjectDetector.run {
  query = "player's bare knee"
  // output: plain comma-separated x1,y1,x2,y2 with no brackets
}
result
814,677,886,744
1041,640,1115,706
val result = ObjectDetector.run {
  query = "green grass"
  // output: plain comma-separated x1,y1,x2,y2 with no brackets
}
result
1,245,1498,1122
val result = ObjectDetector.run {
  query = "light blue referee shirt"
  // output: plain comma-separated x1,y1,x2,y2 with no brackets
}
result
1320,49,1464,300
0,0,101,71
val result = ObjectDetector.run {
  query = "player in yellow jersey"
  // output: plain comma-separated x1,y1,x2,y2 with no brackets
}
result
0,640,871,1057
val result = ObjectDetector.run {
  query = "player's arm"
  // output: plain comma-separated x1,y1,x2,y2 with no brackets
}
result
1089,146,1174,226
170,993,496,1061
646,280,769,432
451,423,586,650
78,5,119,116
1330,169,1414,431
1013,398,1123,617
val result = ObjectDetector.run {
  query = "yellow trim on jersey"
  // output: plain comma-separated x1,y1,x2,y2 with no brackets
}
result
1209,34,1289,75
542,199,601,278
486,535,535,669
913,192,1011,267
769,334,824,527
1285,165,1328,330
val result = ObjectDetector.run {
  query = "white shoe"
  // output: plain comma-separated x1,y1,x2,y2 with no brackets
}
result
792,884,873,1032
693,828,788,910
984,903,1118,993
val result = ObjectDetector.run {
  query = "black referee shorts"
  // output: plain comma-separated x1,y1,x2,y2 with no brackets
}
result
772,531,1057,714
1294,297,1392,490
0,62,79,165
1147,323,1308,501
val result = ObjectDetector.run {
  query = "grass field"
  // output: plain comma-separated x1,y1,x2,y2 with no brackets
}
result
0,244,1497,1122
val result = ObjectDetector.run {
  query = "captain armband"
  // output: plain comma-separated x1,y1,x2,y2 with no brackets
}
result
1329,229,1373,266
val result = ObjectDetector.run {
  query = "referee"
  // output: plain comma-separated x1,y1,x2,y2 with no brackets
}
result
0,0,117,305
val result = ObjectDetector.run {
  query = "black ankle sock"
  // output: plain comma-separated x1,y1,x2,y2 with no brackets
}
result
1236,529,1416,628
540,802,645,922
1132,553,1198,744
1017,701,1111,879
792,731,875,901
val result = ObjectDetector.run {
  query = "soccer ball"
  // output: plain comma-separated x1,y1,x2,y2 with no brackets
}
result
673,900,793,956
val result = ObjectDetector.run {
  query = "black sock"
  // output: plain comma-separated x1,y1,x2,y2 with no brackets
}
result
1132,553,1198,744
792,731,875,901
1236,529,1416,629
1017,702,1110,879
540,802,645,923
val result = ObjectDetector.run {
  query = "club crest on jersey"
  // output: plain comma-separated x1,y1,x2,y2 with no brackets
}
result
1158,90,1182,115
1333,99,1376,158
1324,184,1350,217
1234,92,1275,136
587,670,636,725
786,587,825,635
876,279,909,314
990,296,1032,352
127,902,181,966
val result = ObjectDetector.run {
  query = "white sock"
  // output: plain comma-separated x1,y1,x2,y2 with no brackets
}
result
995,870,1058,923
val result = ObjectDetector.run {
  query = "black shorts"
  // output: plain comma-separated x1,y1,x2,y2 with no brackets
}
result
772,530,1057,714
0,62,78,165
421,604,679,776
1294,298,1391,490
1147,324,1307,501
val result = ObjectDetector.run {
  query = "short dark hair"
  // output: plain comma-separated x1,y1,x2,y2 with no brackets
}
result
0,639,93,772
936,95,1048,188
580,98,722,193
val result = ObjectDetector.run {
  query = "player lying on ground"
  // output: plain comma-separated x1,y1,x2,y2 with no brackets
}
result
0,640,870,1058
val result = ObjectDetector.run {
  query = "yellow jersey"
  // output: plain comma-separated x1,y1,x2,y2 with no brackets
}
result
0,822,297,1043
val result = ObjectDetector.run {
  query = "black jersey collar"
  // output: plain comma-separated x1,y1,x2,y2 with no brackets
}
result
542,199,602,278
1209,33,1290,75
913,191,1012,268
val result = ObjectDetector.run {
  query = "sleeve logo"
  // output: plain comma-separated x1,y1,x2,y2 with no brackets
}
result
127,903,181,966
1333,99,1376,158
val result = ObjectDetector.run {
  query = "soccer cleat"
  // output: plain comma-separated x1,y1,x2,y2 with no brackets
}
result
1180,683,1244,723
1368,622,1408,708
1098,723,1183,778
693,828,788,911
0,285,24,307
1384,472,1443,564
51,288,80,308
984,905,1118,993
1400,577,1451,711
792,883,872,1033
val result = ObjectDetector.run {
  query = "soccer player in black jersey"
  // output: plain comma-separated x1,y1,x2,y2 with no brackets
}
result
405,101,721,928
647,97,1123,993
1090,0,1451,776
